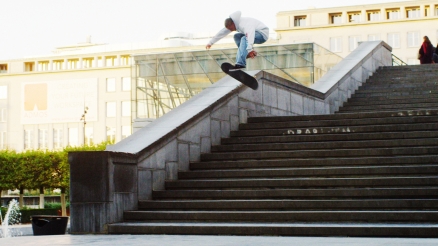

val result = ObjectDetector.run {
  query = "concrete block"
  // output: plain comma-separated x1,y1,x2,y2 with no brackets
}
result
201,137,211,153
114,164,137,193
178,116,210,143
230,115,239,131
256,104,271,115
291,93,304,115
138,170,152,200
211,104,231,121
239,83,263,102
165,162,178,180
189,144,201,162
239,99,256,111
229,96,239,116
221,121,231,138
262,83,278,108
239,109,248,124
277,89,291,111
211,120,221,146
303,97,315,115
178,142,190,171
271,108,287,116
315,100,326,115
152,170,166,190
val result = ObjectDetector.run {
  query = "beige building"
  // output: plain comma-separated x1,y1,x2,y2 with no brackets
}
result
276,0,438,64
0,33,280,152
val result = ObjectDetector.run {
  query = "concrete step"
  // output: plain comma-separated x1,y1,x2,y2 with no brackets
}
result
356,85,438,93
360,82,438,89
351,90,438,97
222,131,438,145
138,199,438,210
338,103,438,112
122,210,438,223
179,165,438,179
107,222,438,237
212,138,438,152
200,146,438,162
240,115,438,130
344,98,438,106
231,122,438,137
152,187,438,199
247,109,438,123
190,155,438,170
165,176,438,190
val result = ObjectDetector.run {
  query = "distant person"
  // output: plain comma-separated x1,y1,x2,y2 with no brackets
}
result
419,36,434,64
433,43,438,63
205,11,269,70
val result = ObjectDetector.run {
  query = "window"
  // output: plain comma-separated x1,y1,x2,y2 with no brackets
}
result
53,128,63,149
83,58,93,68
68,128,78,146
294,16,306,26
367,11,380,21
330,13,342,24
387,33,401,48
348,12,361,22
106,78,116,92
106,57,116,66
106,102,116,117
387,9,400,20
0,131,5,149
368,34,381,41
24,129,33,149
349,36,362,51
121,55,130,66
38,61,49,71
68,59,79,69
407,8,420,18
122,126,131,139
407,32,420,47
85,127,93,145
38,129,48,149
107,126,116,142
122,101,131,117
0,86,7,99
24,62,35,72
0,64,8,73
330,37,343,52
0,108,5,122
122,77,131,91
53,60,63,70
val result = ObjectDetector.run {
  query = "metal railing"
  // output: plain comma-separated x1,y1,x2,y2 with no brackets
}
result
392,54,408,66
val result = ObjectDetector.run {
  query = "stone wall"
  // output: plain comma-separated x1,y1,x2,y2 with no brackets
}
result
69,41,392,233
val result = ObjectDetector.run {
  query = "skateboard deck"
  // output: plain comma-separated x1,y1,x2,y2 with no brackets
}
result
221,62,258,90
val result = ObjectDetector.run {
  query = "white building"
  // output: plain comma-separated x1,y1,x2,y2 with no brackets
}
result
276,0,438,64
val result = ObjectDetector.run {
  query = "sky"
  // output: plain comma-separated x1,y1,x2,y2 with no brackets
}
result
0,0,409,60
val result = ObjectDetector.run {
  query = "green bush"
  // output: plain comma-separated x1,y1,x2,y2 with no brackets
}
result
20,208,59,224
44,202,70,210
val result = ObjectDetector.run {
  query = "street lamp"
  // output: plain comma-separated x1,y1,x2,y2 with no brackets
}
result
80,106,88,145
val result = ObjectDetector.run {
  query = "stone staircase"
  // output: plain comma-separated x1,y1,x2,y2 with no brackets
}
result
108,65,438,237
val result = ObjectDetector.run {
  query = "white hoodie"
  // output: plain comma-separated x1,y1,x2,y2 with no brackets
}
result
208,11,269,51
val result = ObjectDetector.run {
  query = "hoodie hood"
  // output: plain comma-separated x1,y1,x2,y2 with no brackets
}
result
229,11,241,30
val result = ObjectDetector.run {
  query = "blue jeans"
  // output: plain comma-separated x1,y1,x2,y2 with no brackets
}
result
234,31,267,67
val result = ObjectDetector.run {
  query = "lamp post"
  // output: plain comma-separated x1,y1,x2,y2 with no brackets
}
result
80,106,88,145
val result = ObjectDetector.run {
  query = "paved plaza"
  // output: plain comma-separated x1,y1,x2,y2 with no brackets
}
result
1,234,438,246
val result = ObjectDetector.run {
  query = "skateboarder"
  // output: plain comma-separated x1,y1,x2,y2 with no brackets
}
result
205,11,269,70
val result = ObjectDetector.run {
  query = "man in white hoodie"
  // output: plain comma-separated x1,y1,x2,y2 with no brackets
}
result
206,11,269,70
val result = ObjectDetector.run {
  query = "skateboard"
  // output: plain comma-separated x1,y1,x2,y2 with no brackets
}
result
221,62,258,90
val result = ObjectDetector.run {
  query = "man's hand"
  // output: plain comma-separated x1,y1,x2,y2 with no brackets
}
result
247,50,257,59
206,44,212,50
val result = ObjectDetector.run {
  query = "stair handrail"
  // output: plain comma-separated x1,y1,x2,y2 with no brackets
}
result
392,54,408,66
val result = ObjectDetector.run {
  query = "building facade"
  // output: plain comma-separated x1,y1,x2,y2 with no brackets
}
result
0,34,277,152
276,0,438,64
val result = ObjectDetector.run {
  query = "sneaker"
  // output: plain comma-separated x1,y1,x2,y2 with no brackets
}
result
230,64,246,71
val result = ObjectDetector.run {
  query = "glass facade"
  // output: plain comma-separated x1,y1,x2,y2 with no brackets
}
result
133,43,342,119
